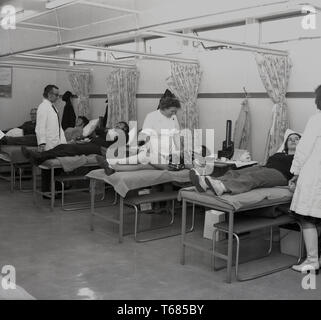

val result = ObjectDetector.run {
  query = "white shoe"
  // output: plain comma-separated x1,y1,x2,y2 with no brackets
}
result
205,177,226,196
292,259,320,274
0,130,5,140
189,168,207,192
292,227,320,274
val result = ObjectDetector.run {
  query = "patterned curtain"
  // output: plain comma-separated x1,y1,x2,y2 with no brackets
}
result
68,72,92,118
233,98,251,150
166,62,202,130
106,68,139,128
255,54,292,163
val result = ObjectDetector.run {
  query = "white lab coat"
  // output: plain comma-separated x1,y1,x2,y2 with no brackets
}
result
290,110,321,218
35,99,66,151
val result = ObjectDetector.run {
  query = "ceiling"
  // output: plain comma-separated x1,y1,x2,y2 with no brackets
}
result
0,0,319,59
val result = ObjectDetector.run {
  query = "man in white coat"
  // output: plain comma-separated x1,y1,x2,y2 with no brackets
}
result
36,85,66,151
36,85,66,194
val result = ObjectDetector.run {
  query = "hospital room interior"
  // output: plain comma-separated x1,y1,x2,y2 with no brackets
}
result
0,0,321,301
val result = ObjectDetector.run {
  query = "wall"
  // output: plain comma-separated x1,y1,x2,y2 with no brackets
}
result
0,66,57,130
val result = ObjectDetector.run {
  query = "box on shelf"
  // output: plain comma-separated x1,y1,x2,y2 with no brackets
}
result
138,188,152,211
203,210,226,241
279,224,305,257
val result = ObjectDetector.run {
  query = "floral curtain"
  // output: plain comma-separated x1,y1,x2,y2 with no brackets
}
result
255,54,292,163
166,62,202,131
106,68,139,128
68,72,92,118
233,98,251,150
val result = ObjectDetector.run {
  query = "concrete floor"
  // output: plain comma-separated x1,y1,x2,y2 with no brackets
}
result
0,179,320,300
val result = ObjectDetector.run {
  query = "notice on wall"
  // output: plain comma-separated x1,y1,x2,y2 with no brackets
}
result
0,67,12,98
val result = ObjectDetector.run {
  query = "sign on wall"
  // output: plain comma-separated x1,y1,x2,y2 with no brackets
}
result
0,67,12,98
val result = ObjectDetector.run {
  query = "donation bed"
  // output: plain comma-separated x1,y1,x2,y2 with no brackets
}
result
178,186,303,283
0,145,37,191
32,154,102,210
86,168,191,243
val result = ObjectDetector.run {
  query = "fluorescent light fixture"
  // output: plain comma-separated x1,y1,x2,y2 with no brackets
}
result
46,0,78,9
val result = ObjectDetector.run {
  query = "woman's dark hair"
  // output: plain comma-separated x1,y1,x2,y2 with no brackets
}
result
158,96,181,111
43,85,59,98
315,85,321,110
78,116,89,127
283,133,301,154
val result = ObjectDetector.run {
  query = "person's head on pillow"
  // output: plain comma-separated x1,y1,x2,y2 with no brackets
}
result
158,96,181,118
76,116,89,128
283,133,301,155
315,84,321,110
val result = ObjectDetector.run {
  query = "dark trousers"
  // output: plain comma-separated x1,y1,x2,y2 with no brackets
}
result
37,143,102,164
1,135,38,146
39,143,101,192
214,166,288,195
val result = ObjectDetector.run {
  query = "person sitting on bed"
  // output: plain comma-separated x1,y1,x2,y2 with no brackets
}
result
95,93,190,175
64,116,89,142
190,133,302,196
21,121,129,165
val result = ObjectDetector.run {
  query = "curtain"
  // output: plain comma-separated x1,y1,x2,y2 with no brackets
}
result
166,62,202,131
255,54,292,163
233,98,251,150
68,72,92,118
106,68,139,128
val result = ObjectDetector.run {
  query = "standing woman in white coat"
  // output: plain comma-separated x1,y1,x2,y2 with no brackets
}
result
290,85,321,273
35,85,66,195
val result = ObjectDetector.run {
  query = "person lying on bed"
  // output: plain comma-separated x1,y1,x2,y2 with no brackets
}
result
190,133,301,196
64,116,89,142
2,108,37,135
20,121,129,165
0,108,38,146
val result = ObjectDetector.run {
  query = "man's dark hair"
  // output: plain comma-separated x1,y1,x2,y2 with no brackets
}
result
78,116,89,127
315,85,321,110
43,85,59,98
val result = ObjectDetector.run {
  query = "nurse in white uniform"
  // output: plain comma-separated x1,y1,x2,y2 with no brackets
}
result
291,85,321,273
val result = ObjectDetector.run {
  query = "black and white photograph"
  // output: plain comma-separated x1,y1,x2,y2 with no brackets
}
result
0,0,320,304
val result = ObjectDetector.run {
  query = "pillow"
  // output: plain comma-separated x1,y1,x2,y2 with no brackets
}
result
277,129,301,153
82,119,99,137
5,128,24,137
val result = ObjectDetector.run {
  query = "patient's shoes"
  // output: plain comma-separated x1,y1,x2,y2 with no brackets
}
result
21,146,42,165
189,168,208,192
205,178,226,196
96,155,115,176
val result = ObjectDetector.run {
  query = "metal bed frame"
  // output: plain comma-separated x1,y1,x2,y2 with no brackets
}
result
180,196,303,283
32,163,113,211
89,177,196,243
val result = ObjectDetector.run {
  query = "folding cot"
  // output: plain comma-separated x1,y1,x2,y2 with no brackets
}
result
86,168,191,243
32,154,103,210
0,145,37,192
178,186,303,283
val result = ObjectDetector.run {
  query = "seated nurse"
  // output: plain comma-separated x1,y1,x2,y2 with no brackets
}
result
96,92,184,175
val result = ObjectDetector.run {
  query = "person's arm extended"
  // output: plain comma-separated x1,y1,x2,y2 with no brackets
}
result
35,104,47,147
